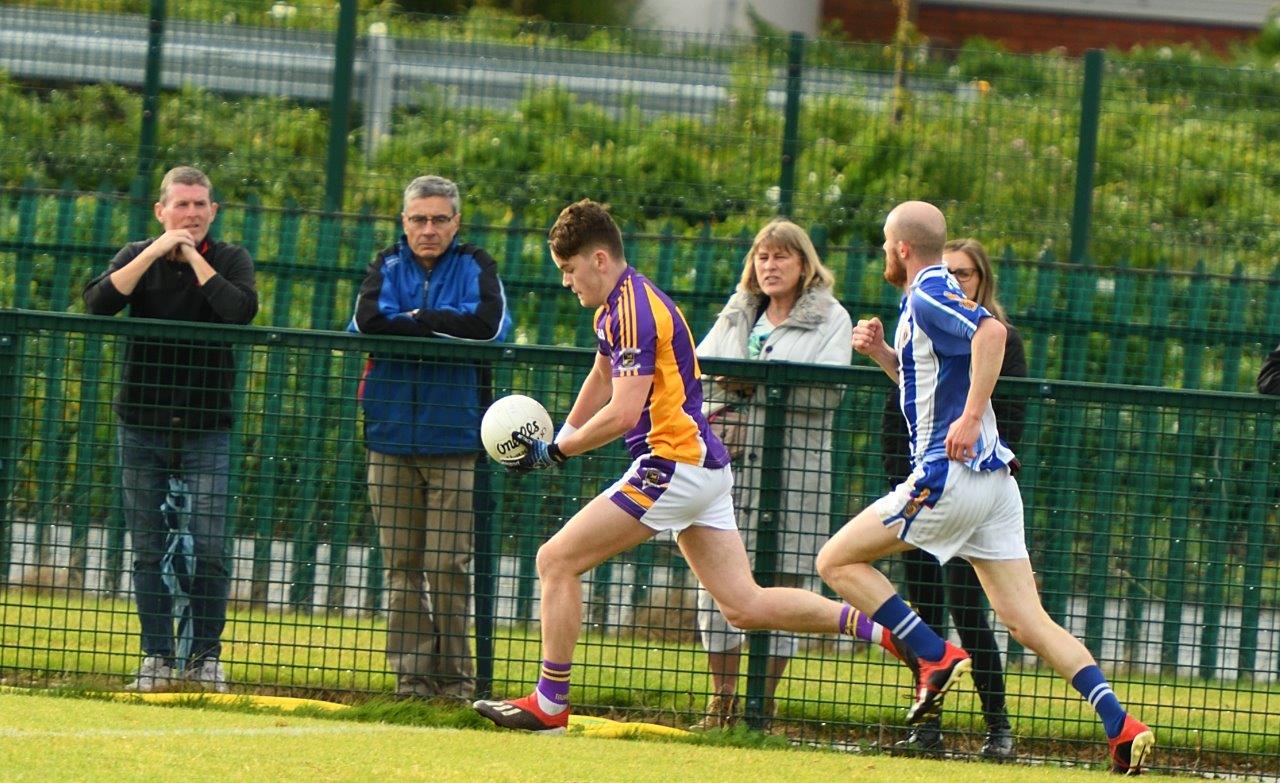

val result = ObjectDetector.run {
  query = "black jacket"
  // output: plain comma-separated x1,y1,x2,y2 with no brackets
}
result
881,324,1027,485
82,237,258,430
1259,343,1280,396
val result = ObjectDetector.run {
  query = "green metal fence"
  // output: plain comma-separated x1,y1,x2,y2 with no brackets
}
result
0,309,1276,776
4,2,1280,275
3,185,1278,393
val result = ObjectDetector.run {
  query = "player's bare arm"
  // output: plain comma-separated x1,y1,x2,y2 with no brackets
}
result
852,316,899,382
945,316,1007,462
557,372,651,456
560,351,614,430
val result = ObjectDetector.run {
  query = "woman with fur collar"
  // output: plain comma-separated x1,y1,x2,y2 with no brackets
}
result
690,219,852,729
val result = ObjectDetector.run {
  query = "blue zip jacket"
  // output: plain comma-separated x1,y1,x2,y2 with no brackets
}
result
349,235,512,455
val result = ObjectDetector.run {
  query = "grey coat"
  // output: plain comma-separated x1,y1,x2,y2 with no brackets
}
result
696,285,852,575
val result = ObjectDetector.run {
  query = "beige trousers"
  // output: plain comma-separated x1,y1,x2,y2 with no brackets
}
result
367,450,477,699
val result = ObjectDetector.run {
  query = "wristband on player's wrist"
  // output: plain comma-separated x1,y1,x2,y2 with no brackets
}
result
555,422,578,443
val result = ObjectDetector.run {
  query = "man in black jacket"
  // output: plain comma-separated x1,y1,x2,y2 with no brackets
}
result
83,166,257,693
1259,343,1280,395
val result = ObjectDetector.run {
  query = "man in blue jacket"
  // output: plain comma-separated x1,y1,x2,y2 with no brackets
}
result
351,175,512,701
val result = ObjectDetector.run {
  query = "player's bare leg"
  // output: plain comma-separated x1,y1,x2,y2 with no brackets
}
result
816,507,915,608
971,557,1155,774
678,526,845,634
474,495,653,733
536,496,655,661
969,557,1092,677
817,507,972,724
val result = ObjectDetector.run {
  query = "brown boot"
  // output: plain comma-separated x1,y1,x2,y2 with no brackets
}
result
689,694,740,730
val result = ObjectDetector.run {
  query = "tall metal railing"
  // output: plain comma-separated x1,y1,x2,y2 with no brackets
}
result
0,309,1276,776
2,186,1277,393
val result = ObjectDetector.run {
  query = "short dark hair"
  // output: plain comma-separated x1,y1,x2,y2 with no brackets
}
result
158,166,212,204
548,199,624,261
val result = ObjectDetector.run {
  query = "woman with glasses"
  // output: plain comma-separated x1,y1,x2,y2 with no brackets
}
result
879,238,1027,759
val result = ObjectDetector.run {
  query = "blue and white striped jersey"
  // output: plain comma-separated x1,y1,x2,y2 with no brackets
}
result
893,265,1016,473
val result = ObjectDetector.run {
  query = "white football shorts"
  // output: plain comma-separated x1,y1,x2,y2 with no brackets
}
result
872,459,1027,563
606,454,738,533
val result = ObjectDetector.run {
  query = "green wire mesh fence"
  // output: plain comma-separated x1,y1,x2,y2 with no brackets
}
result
3,186,1278,393
0,310,1276,777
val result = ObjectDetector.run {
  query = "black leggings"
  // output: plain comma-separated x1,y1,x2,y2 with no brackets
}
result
901,547,1008,727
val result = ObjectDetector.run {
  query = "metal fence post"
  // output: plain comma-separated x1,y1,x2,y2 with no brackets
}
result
0,319,19,589
1068,49,1103,264
1239,411,1275,676
13,183,38,311
362,23,394,161
744,382,787,730
130,0,166,238
473,455,497,699
324,0,359,214
777,32,804,219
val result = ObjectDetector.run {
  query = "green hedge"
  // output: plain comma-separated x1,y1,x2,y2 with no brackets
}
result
3,13,1280,271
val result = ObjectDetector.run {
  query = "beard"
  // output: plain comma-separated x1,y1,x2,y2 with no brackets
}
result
883,249,907,288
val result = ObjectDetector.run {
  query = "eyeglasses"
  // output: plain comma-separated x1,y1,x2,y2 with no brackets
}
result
948,267,979,282
405,214,455,228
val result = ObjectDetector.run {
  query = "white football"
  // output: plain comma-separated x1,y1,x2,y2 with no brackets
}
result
481,394,554,465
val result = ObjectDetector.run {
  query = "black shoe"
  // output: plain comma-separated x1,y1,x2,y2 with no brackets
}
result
890,718,944,757
981,723,1014,761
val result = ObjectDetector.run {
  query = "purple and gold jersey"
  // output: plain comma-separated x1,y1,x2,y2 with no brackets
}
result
595,267,731,469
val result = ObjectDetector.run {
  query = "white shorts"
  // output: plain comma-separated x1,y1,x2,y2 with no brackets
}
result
872,460,1027,563
605,455,738,533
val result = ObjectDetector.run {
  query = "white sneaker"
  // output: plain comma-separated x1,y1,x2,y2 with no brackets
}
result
124,655,174,692
185,658,229,693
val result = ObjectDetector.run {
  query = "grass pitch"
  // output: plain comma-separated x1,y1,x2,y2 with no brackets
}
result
0,692,1113,783
5,591,1278,762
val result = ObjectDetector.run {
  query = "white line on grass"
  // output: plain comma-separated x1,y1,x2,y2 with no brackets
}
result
0,724,434,739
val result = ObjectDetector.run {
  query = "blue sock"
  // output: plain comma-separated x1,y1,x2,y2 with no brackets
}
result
1071,665,1127,739
871,595,945,662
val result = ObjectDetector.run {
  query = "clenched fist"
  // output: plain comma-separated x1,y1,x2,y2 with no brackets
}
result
852,317,885,356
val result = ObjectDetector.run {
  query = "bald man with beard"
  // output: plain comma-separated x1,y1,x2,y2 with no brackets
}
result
816,202,1154,775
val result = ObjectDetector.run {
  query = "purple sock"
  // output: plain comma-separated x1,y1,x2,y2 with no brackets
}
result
838,604,877,643
535,660,572,708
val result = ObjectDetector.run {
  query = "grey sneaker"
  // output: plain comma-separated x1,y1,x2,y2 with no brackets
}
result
124,655,175,692
185,658,229,693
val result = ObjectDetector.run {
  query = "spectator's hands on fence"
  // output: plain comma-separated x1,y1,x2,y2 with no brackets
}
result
509,430,568,473
852,317,886,356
